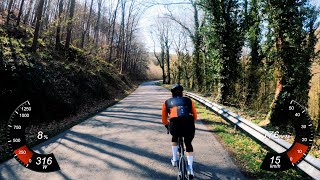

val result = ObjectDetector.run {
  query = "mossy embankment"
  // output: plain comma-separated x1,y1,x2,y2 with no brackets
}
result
0,25,137,162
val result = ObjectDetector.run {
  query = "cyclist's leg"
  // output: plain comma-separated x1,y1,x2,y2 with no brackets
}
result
184,119,195,177
184,135,194,153
171,136,178,161
169,121,179,164
184,117,195,154
185,135,194,177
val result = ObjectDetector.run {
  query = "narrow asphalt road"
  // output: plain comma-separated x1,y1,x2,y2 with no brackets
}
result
0,81,246,180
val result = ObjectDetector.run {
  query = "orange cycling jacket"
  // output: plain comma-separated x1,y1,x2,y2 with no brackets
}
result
162,97,197,125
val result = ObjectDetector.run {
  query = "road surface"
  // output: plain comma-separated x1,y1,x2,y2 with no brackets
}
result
0,81,246,180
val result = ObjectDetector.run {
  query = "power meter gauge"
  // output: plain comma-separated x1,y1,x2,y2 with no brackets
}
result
7,100,60,172
261,100,314,171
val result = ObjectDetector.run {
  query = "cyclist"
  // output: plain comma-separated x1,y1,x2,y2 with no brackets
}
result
162,84,197,178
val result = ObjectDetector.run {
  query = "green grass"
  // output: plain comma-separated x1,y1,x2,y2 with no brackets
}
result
195,102,312,179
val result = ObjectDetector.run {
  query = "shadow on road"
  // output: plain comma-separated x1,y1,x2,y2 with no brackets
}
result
193,161,245,180
97,113,162,125
0,82,246,179
60,130,174,178
1,164,17,179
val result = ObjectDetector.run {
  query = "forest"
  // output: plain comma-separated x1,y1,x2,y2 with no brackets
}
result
0,0,152,163
0,0,150,122
0,0,320,177
0,0,320,167
148,0,320,137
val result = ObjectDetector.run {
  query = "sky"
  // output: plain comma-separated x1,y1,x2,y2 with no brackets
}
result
311,0,320,7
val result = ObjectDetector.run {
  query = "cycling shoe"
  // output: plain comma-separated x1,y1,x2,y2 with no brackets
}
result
171,159,178,167
187,165,194,179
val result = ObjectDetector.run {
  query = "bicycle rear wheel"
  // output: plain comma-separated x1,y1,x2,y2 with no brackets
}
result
178,156,189,180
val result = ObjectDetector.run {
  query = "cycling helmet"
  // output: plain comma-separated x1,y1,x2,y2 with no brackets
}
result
171,84,183,97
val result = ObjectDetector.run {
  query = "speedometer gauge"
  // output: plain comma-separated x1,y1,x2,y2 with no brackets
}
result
7,100,60,172
261,100,314,171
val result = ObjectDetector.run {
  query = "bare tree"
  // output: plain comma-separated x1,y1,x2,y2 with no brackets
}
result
123,0,142,72
172,29,189,84
164,26,171,84
24,0,34,24
16,0,25,26
108,0,120,62
151,18,172,84
31,0,45,52
152,33,166,83
94,0,104,47
80,0,88,45
118,0,126,74
31,0,40,26
80,0,94,48
6,0,14,26
165,0,203,88
65,0,75,49
42,0,53,31
55,0,64,50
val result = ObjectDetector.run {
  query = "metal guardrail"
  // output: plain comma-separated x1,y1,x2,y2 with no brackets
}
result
185,92,320,179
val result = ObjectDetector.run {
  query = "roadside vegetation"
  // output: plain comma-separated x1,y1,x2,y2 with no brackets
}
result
151,0,320,137
160,81,319,179
195,101,313,179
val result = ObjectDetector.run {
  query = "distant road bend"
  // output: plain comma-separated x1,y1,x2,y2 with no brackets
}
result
0,81,246,180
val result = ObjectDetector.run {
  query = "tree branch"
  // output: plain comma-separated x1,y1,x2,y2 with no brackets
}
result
143,2,192,8
163,11,194,40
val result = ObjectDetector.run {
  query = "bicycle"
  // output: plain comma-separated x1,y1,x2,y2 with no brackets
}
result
177,136,190,180
167,127,191,180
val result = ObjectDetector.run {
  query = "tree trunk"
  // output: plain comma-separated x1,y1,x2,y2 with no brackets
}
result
55,0,64,50
0,0,4,12
192,2,202,89
31,0,40,26
162,65,166,84
266,37,284,123
23,0,33,24
245,35,262,106
80,0,87,48
123,0,137,73
42,0,51,31
94,0,103,47
193,38,202,88
81,0,93,48
177,53,182,84
160,42,166,84
39,0,48,37
153,43,166,84
119,0,126,74
65,0,75,49
165,40,170,84
318,88,320,136
108,1,120,63
6,0,14,26
16,0,25,26
31,0,45,52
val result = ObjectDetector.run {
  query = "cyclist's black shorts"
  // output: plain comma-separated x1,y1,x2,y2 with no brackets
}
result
169,116,195,152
